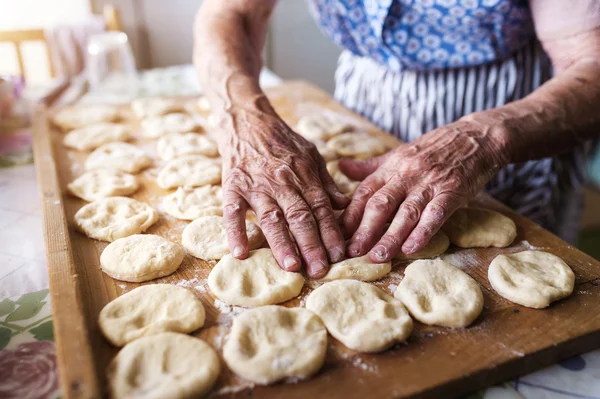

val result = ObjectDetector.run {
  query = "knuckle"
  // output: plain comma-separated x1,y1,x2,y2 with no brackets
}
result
354,185,376,201
223,200,243,218
285,203,314,225
259,207,284,228
425,202,447,224
367,192,397,214
399,202,422,223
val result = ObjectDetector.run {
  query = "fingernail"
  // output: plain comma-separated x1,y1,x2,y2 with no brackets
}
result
310,260,328,278
372,246,387,261
330,247,344,263
403,240,417,254
335,191,347,198
283,255,300,271
233,245,244,257
347,242,362,257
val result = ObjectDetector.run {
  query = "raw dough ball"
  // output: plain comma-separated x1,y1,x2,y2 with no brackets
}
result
296,114,352,142
197,96,211,111
157,132,218,160
157,155,221,189
327,160,359,196
327,132,387,159
208,248,304,307
100,235,184,282
131,97,181,118
442,207,517,248
99,284,205,346
182,215,263,260
395,230,450,260
141,113,199,139
488,250,575,309
321,254,391,282
306,280,412,352
67,169,138,202
63,123,130,151
85,142,151,173
395,259,483,328
223,306,327,384
316,141,339,162
107,332,219,399
163,186,223,220
53,105,119,130
74,197,158,242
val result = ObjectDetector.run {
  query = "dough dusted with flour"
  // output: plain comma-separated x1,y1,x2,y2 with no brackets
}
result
182,215,263,260
208,249,304,307
316,141,339,162
296,114,352,142
327,132,387,159
107,332,219,399
327,160,360,196
321,254,391,282
67,169,138,202
100,235,184,282
157,132,218,160
488,250,574,309
141,113,200,139
163,186,223,220
63,123,130,151
157,155,221,189
85,142,151,173
395,260,483,328
99,284,205,346
442,207,517,248
223,306,327,384
131,97,181,118
74,197,158,242
53,105,119,130
197,96,211,111
306,280,412,352
396,230,450,260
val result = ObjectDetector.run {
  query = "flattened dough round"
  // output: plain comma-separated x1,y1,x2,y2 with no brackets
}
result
208,248,304,307
131,97,181,118
395,260,483,328
107,332,219,399
182,215,263,260
74,197,158,242
296,114,352,142
163,186,223,220
99,284,205,346
488,250,574,308
53,105,119,130
100,235,184,282
157,155,221,189
223,306,327,384
67,169,138,202
321,254,391,282
327,132,387,159
316,141,339,162
327,160,359,196
442,207,517,248
396,230,450,260
306,280,412,352
63,123,130,151
141,113,199,139
85,142,151,173
157,132,218,160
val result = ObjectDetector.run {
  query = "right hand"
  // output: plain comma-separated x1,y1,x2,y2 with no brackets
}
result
216,107,349,279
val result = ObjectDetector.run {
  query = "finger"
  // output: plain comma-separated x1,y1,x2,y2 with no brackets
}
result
368,191,431,262
317,157,350,210
277,189,329,279
338,153,389,181
402,192,462,254
247,194,302,273
341,173,386,241
223,189,250,259
347,182,403,258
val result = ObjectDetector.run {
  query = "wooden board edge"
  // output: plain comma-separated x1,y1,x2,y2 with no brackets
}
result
32,105,101,399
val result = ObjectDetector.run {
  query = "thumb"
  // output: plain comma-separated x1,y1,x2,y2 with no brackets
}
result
338,153,388,181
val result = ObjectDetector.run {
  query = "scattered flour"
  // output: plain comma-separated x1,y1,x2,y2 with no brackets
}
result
175,277,202,288
214,299,245,318
519,240,540,250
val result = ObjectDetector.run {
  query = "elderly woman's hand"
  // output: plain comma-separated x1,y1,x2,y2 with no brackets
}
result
339,119,510,262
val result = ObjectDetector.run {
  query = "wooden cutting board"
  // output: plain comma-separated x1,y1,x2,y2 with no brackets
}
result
33,80,600,399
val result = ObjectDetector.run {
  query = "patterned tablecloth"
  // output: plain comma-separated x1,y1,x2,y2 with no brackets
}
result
1,66,599,399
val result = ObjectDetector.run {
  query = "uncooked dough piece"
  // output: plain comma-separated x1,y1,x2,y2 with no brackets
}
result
131,97,181,118
488,250,574,309
223,306,327,384
326,132,387,159
208,248,304,307
85,142,151,173
182,215,263,260
74,197,158,242
197,96,211,111
67,169,138,202
296,114,352,142
327,160,360,196
442,207,517,248
99,284,205,346
395,230,450,260
100,235,184,282
321,254,391,282
52,105,119,130
306,280,412,352
157,132,218,160
395,260,483,328
63,123,130,151
316,141,339,162
163,186,223,220
107,332,219,399
157,155,221,189
141,113,200,139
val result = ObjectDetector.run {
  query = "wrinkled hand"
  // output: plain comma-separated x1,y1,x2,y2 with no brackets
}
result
218,110,349,279
339,119,509,262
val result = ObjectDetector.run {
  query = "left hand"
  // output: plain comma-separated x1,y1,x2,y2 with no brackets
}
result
339,119,510,262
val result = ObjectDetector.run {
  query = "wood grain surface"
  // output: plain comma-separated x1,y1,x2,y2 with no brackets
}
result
34,81,600,399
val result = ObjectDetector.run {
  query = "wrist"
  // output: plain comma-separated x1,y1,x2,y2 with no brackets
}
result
459,111,514,168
